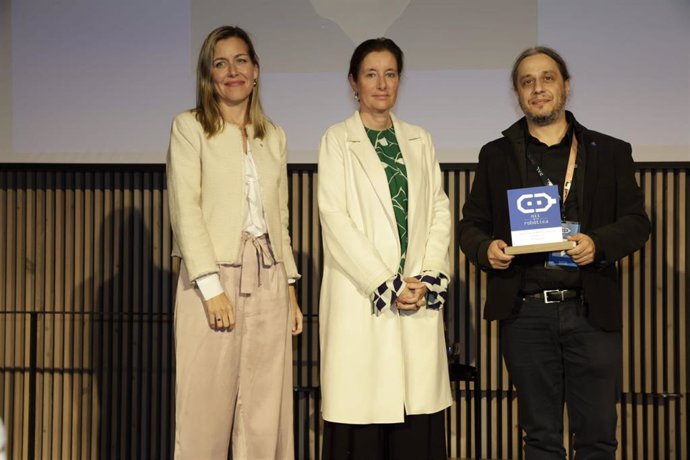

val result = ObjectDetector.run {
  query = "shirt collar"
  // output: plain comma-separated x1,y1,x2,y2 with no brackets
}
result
523,112,575,149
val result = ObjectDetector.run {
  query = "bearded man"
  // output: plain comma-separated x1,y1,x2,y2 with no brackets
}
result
458,47,650,459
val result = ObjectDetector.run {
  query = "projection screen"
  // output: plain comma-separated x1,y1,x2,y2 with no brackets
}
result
1,0,688,163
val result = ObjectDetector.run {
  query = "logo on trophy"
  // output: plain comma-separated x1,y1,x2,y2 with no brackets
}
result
504,185,576,255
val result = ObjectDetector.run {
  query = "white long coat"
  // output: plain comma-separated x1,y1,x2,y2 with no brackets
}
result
318,111,452,424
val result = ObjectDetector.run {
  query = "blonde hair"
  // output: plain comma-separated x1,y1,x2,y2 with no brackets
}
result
194,26,270,138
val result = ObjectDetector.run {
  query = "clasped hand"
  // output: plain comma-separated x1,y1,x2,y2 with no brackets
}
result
395,277,428,310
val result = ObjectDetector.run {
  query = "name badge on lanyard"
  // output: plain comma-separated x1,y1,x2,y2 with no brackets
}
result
547,221,580,268
525,133,580,269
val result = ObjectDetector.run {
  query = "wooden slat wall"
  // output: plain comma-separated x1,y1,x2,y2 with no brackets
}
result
0,167,176,460
0,163,687,460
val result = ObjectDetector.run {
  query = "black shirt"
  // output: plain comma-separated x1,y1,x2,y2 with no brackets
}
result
518,119,581,293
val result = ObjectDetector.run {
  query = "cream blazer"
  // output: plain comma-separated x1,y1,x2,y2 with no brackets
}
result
318,111,452,424
167,111,299,282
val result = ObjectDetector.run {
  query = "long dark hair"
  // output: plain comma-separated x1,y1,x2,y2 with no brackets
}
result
510,46,570,90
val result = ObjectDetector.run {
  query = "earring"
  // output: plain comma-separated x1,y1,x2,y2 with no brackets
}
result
354,92,359,101
253,79,257,87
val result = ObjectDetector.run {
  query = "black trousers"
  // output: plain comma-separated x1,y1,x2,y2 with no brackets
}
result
500,298,621,460
322,410,446,460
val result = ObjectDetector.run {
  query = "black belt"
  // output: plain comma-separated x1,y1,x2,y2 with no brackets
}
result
522,289,581,304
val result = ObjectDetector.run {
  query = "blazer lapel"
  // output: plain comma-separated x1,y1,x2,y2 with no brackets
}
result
345,113,397,229
577,132,596,230
510,137,528,188
502,121,528,189
246,127,270,203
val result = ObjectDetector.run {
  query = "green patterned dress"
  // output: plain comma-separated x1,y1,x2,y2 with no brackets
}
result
365,126,409,274
365,124,448,314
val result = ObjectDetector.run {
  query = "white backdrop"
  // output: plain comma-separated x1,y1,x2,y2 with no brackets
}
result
1,0,688,163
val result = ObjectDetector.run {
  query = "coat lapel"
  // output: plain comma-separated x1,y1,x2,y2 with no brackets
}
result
345,112,397,229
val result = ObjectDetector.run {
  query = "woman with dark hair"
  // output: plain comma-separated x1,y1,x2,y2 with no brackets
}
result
317,37,452,460
167,25,302,459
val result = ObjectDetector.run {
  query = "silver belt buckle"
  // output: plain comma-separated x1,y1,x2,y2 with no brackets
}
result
543,289,564,303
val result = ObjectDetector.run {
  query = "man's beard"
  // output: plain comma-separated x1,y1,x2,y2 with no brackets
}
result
522,96,567,126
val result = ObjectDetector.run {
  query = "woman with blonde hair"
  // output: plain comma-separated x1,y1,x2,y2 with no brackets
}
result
167,25,302,459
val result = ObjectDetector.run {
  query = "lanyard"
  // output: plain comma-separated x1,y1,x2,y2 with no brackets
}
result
525,134,578,216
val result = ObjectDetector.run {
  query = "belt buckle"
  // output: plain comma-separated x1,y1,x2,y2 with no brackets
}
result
543,289,564,303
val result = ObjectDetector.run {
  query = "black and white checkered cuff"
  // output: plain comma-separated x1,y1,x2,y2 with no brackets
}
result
371,274,405,315
415,271,449,310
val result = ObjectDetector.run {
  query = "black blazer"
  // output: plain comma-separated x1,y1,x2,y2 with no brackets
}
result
458,112,650,331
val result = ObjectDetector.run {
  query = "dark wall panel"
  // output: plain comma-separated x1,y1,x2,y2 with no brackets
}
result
0,163,687,459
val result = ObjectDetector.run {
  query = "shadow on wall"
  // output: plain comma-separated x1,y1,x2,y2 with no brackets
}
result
88,206,175,459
